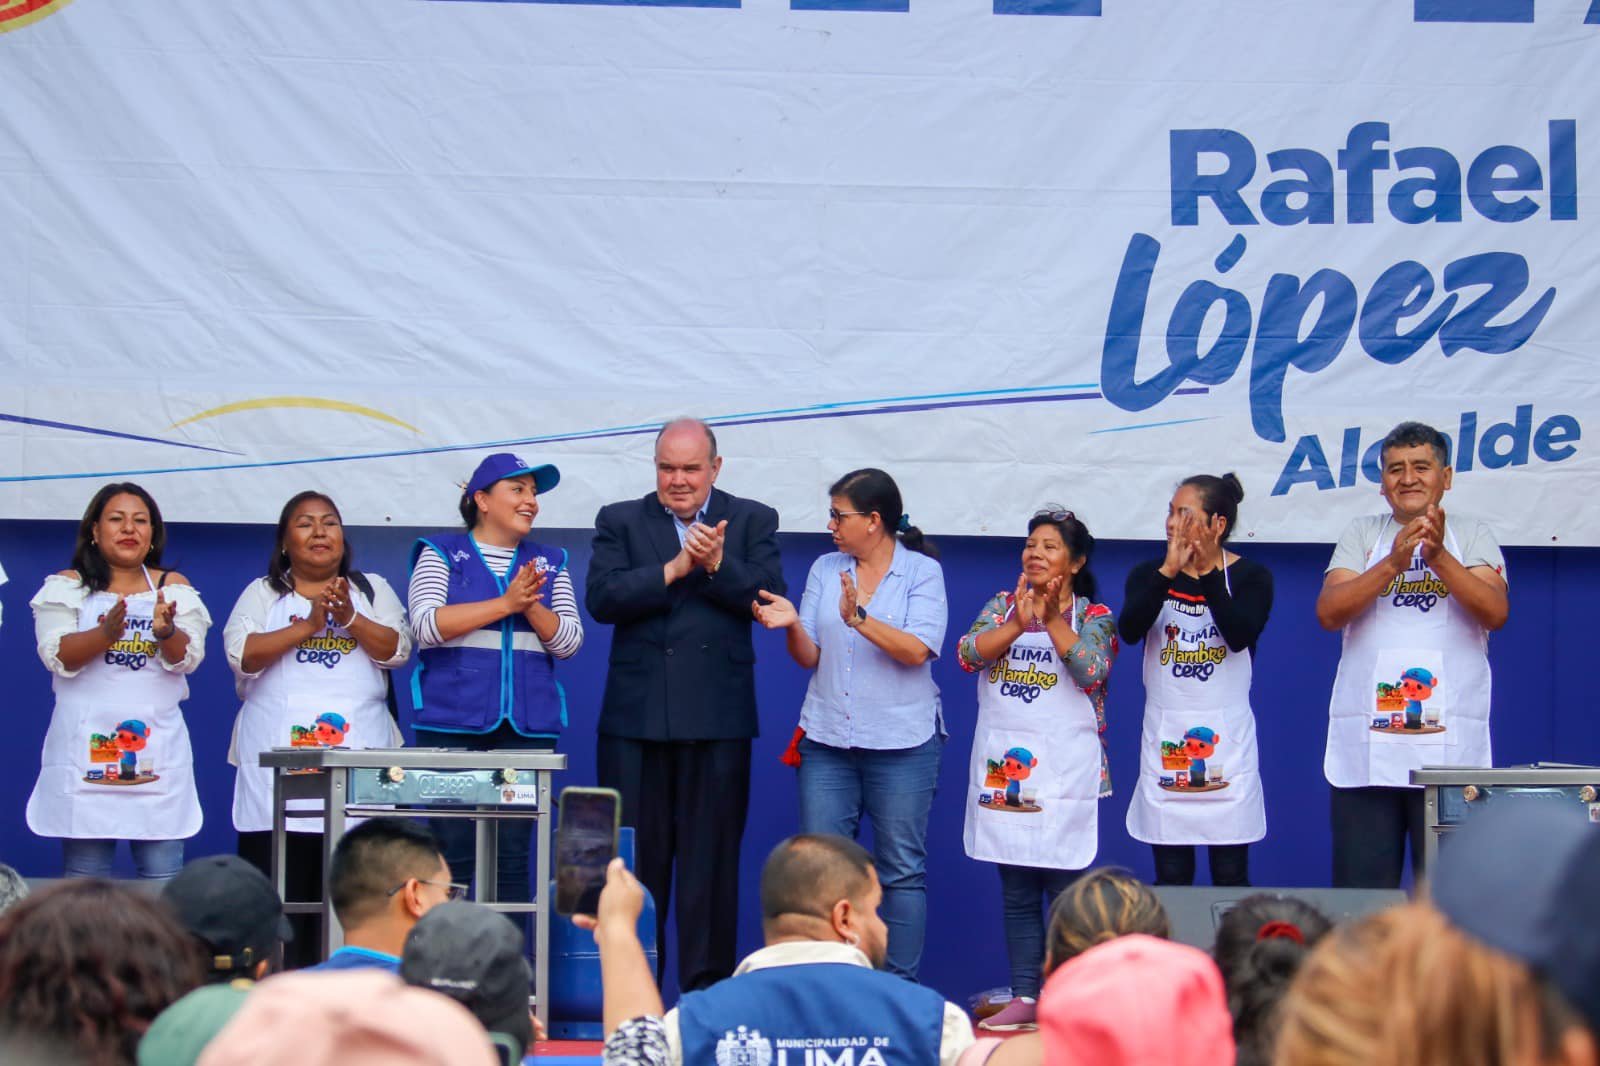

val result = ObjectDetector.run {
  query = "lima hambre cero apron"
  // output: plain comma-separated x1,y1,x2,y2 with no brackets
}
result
1125,567,1265,847
27,585,203,840
1325,521,1490,789
231,585,401,835
965,599,1102,870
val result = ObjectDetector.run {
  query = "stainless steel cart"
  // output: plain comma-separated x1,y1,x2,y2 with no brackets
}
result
261,746,566,1030
1412,763,1600,872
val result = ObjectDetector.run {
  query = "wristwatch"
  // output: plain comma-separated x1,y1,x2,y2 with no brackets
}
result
846,605,867,629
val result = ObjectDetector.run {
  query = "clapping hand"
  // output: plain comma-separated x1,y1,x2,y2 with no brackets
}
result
1186,512,1226,575
97,597,128,640
151,590,177,640
752,589,798,629
321,576,356,628
838,571,862,625
685,520,728,572
1418,505,1446,563
1011,574,1040,629
502,562,548,614
1162,512,1196,577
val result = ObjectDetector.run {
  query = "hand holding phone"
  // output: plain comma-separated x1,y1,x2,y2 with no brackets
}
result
555,786,621,917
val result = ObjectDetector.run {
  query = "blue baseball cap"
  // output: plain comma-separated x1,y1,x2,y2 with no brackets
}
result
465,453,560,498
1432,802,1600,1032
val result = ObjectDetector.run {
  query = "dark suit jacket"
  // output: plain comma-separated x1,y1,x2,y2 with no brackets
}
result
587,488,785,741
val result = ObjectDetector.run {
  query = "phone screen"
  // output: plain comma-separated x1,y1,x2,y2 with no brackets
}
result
555,787,620,917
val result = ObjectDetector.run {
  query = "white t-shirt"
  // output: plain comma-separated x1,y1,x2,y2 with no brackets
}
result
1326,512,1507,584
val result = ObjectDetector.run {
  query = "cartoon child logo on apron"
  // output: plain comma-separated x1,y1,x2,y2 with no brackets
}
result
979,746,1043,813
1157,725,1228,793
1373,665,1445,734
84,718,160,786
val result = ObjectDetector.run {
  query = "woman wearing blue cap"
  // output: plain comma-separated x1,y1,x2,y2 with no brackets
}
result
407,453,583,911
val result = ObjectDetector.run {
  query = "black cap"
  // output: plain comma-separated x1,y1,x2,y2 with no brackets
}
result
1432,802,1600,1032
400,902,533,1056
161,855,292,974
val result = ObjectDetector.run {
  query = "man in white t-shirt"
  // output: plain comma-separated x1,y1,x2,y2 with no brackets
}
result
1315,421,1509,888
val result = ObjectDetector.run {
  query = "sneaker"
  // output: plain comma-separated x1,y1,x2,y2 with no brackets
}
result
977,997,1037,1031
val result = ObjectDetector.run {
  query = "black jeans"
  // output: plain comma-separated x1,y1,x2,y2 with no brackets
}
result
1151,843,1250,886
1330,785,1427,888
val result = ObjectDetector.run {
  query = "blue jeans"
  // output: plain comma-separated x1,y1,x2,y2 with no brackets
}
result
797,734,941,980
997,863,1081,998
61,838,185,882
415,724,556,933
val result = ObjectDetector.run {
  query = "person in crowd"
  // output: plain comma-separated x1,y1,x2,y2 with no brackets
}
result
0,879,203,1065
1431,803,1599,1061
955,506,1118,1031
1276,900,1595,1066
1039,934,1234,1065
753,468,946,979
308,816,461,972
576,834,975,1066
587,418,784,991
408,453,581,918
1315,421,1509,888
570,858,669,1064
1119,473,1272,886
141,855,288,1066
1211,893,1333,1066
225,490,410,961
26,482,212,880
964,867,1173,1065
160,854,291,985
193,970,498,1066
400,901,542,1065
0,862,28,915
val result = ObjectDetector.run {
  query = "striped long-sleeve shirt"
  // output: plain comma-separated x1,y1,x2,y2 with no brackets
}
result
407,542,583,658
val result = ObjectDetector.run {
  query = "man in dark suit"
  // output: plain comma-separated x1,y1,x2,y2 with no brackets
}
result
587,417,785,992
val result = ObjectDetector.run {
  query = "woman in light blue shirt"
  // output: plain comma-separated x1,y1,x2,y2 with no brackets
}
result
754,467,947,979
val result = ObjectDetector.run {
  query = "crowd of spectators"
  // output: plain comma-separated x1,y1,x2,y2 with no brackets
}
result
0,804,1594,1066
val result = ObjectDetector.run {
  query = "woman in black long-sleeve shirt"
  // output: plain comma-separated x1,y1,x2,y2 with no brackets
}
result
1120,473,1273,886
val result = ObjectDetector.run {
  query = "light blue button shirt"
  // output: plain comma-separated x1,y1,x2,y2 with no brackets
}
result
797,542,948,750
667,503,709,548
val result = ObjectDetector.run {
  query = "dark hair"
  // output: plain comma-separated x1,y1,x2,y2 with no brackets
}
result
328,817,446,928
1213,894,1333,1066
654,417,719,461
1380,420,1451,468
1027,506,1098,600
70,482,167,593
1045,867,1170,974
1178,472,1246,543
759,834,876,924
0,879,203,1066
266,491,353,595
829,468,939,560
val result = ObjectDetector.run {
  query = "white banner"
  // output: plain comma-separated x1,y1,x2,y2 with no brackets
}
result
0,0,1594,543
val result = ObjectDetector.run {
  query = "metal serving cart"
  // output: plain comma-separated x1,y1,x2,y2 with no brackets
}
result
261,746,565,1030
1413,763,1600,871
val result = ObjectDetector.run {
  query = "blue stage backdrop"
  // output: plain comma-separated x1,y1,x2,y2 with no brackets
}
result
0,520,1592,1005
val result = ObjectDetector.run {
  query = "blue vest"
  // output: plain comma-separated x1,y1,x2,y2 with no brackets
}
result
409,532,568,737
678,961,945,1066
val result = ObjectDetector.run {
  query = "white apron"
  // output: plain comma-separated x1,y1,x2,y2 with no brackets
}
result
1324,521,1491,788
230,588,401,833
26,585,203,840
964,600,1101,870
1125,566,1266,846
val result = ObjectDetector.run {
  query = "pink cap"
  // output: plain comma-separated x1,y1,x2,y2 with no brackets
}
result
196,970,497,1066
1040,934,1234,1066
